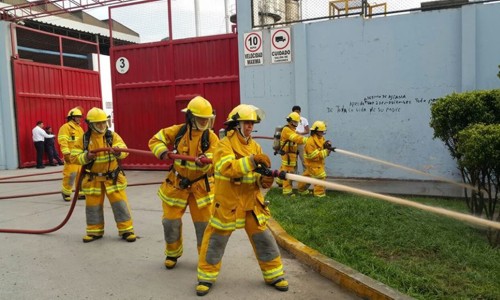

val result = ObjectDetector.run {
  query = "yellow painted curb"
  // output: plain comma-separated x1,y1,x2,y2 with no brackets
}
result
268,218,414,300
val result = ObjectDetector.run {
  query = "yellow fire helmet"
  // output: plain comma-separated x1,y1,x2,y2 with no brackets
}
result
181,96,215,118
224,104,265,124
67,106,83,117
86,107,109,123
286,111,301,123
311,120,327,132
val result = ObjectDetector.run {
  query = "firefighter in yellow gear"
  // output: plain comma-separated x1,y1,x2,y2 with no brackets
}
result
148,96,219,270
297,121,334,197
196,104,288,296
58,107,84,201
278,111,307,195
71,107,136,243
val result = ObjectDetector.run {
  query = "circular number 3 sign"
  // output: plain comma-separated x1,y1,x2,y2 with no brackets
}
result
115,57,129,74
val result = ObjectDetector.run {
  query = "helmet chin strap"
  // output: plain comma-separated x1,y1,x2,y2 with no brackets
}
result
90,123,107,134
194,118,209,131
237,122,251,141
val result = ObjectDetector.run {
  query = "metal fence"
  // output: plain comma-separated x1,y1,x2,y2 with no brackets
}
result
251,0,499,28
107,0,236,44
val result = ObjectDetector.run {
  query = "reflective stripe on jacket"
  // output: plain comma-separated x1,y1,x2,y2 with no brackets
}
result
209,130,270,231
280,125,307,167
70,130,128,195
304,134,330,178
148,124,219,208
58,121,83,155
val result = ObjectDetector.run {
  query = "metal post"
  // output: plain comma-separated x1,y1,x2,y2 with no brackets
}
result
194,0,200,37
168,0,173,40
224,0,230,33
251,0,255,28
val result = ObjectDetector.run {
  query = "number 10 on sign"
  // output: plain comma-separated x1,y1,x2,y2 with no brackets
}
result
244,31,263,66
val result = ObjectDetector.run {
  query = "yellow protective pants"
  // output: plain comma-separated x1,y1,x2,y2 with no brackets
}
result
197,211,285,284
279,165,296,195
61,163,81,196
162,194,212,258
297,165,327,197
85,182,134,237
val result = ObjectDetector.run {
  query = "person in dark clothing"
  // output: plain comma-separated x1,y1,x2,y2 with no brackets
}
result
32,120,54,169
44,126,64,166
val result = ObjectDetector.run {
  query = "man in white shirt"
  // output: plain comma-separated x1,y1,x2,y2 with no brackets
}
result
292,106,309,173
32,120,54,169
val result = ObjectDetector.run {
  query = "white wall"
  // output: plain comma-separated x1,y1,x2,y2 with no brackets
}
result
237,2,500,180
92,54,114,131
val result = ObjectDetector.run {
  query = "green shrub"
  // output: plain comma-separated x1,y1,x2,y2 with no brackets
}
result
456,124,500,246
481,89,500,124
457,124,500,177
430,90,500,246
430,90,497,159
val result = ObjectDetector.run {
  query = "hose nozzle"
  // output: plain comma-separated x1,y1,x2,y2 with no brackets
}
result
254,166,287,179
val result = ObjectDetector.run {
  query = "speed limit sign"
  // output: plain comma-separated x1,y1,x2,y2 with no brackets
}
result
243,31,263,66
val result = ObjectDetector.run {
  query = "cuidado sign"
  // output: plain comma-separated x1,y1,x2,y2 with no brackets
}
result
270,27,292,64
243,31,263,66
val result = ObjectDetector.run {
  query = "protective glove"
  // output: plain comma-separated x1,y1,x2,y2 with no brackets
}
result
85,151,96,161
323,140,332,150
110,147,121,157
195,154,207,167
159,150,170,160
253,153,271,169
64,154,71,163
260,175,274,189
254,166,273,177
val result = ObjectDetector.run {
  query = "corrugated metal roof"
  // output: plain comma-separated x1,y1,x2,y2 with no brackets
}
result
0,2,139,43
34,15,139,43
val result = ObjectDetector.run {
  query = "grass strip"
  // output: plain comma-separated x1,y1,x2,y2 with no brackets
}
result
266,189,500,300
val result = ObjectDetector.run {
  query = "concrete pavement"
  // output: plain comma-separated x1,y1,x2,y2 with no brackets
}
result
0,167,364,300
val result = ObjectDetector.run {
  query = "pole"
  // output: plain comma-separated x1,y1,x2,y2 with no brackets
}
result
194,0,200,37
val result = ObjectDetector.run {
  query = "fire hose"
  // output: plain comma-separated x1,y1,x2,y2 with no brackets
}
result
0,148,209,200
0,178,60,184
2,147,499,234
0,148,204,234
252,136,274,140
0,166,85,234
254,134,477,193
254,167,500,230
0,170,61,181
96,145,499,230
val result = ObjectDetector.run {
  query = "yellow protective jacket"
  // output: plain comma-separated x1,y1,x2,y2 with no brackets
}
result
304,134,330,178
148,124,219,209
279,125,307,167
70,130,128,195
58,120,83,155
209,130,271,231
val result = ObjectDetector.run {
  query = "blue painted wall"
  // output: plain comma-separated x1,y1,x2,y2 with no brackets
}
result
237,1,500,180
0,22,18,170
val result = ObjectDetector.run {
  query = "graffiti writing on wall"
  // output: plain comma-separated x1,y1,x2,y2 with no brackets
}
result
326,94,437,114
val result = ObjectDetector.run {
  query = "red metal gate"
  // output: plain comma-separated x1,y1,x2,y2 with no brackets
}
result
12,25,102,168
111,33,240,169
